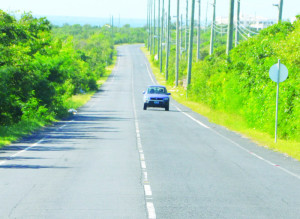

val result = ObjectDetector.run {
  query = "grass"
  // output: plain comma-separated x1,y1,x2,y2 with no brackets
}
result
141,46,300,161
0,91,96,148
0,53,117,149
65,92,95,110
0,119,51,146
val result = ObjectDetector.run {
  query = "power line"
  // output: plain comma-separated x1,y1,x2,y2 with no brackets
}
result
215,23,228,27
237,25,251,38
213,23,228,32
236,28,249,40
237,20,259,35
213,28,227,35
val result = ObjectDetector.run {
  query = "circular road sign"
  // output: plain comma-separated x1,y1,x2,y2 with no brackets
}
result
269,63,288,83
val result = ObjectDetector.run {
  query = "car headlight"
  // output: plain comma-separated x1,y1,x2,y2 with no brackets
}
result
144,96,150,101
163,97,169,101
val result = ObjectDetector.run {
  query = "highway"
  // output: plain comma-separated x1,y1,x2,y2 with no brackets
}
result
0,44,300,218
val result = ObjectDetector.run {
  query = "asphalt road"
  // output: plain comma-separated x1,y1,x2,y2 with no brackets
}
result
0,44,300,219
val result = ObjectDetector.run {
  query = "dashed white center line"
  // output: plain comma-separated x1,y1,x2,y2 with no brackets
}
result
141,160,147,169
144,185,152,196
144,172,148,181
132,62,156,219
147,202,156,219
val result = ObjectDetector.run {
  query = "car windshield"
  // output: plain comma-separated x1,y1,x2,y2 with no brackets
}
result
147,87,167,94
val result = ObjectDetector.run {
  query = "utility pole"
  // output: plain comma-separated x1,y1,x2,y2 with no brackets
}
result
176,0,180,87
278,0,283,22
111,16,114,39
153,0,156,55
226,0,234,56
235,0,240,47
165,0,171,81
197,0,201,61
158,0,161,60
185,0,189,59
149,1,151,50
209,0,216,55
273,0,283,23
181,14,183,50
147,0,149,50
187,0,196,86
205,0,208,30
165,11,167,54
160,0,164,73
150,0,153,54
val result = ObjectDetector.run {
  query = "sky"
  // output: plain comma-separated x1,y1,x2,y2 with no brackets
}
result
2,0,299,23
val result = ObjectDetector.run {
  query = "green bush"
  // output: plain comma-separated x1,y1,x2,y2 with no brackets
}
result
0,11,114,126
189,20,300,140
150,18,299,140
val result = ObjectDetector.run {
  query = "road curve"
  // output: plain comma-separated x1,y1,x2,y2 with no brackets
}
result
0,44,300,218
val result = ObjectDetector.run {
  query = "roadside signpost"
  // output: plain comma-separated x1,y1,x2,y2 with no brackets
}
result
269,59,288,143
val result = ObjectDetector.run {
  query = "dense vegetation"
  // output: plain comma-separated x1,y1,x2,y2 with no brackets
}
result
150,17,300,141
114,24,147,44
150,25,228,86
52,23,146,45
0,11,146,145
0,11,114,127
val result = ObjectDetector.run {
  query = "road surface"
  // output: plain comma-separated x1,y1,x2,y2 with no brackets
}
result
0,44,300,218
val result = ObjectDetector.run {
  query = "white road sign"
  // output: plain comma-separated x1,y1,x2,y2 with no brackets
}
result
269,63,288,83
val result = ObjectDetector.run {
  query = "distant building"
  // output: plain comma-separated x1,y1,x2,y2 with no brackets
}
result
215,14,276,31
249,19,276,31
291,16,297,23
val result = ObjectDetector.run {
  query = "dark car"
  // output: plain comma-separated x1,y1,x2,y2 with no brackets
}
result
143,85,171,111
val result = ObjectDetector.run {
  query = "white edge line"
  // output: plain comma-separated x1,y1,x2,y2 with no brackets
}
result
174,104,300,180
59,124,67,129
144,60,155,84
211,129,300,180
88,101,97,109
0,120,73,165
0,138,47,164
10,138,45,158
174,105,210,129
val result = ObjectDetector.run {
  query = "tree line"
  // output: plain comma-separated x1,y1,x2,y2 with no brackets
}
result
149,17,300,141
0,10,147,128
0,11,114,126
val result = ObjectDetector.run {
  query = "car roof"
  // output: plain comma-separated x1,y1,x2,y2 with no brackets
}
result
148,85,166,88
